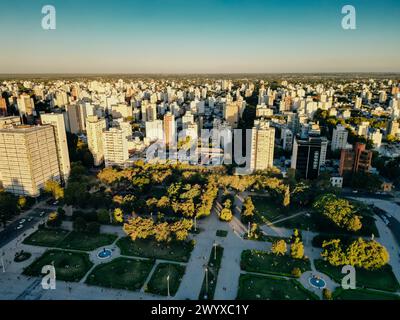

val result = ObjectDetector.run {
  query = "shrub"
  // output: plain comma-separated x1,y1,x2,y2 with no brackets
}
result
323,288,333,300
291,267,302,278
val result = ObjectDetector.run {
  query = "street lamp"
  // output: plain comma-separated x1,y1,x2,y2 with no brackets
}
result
213,242,217,260
167,275,170,298
194,216,197,232
204,266,209,299
1,252,5,273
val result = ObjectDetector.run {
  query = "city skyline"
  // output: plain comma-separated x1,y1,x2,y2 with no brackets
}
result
1,0,400,73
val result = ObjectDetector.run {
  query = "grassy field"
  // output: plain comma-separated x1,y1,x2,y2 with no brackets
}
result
333,288,400,300
86,257,154,291
23,249,93,282
117,237,194,262
241,250,311,277
314,259,400,292
145,263,186,296
23,228,70,247
237,274,318,300
199,245,224,300
57,232,118,251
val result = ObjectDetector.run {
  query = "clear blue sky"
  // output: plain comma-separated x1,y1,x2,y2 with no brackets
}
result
0,0,399,73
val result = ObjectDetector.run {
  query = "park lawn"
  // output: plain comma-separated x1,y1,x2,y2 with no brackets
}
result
314,259,400,292
333,288,400,300
145,263,186,296
274,212,319,231
117,237,194,262
85,257,154,291
252,196,302,223
199,245,224,300
23,228,70,247
23,249,93,282
237,274,318,300
241,250,311,277
57,232,118,251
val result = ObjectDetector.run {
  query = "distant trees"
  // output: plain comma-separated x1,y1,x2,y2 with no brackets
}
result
313,194,362,232
321,238,389,270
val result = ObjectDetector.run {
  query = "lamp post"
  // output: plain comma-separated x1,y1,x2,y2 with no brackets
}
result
167,275,170,298
213,241,217,260
1,252,5,273
205,266,209,297
194,216,197,232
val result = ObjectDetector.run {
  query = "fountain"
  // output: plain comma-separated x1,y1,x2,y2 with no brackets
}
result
308,275,326,289
97,248,112,260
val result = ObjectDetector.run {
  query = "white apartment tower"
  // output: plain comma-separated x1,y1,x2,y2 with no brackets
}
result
103,127,129,168
86,115,106,166
249,120,275,172
331,124,349,151
40,113,71,181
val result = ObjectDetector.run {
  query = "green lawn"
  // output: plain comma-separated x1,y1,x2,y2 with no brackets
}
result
117,237,194,262
57,232,118,251
23,228,70,247
199,245,224,300
314,259,400,292
241,250,311,277
23,249,93,282
237,274,318,300
252,197,284,222
86,257,154,291
333,288,400,300
145,263,186,296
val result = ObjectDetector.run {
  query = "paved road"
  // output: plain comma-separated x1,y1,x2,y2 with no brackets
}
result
0,205,54,248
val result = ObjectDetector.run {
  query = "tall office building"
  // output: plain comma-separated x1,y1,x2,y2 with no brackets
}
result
339,143,372,176
0,125,62,197
40,113,71,181
86,115,106,166
249,120,275,172
163,112,176,146
103,127,129,168
291,135,328,180
331,124,349,151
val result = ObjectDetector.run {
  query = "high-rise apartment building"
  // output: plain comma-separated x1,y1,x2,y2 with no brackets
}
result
223,101,240,128
145,120,164,142
249,120,275,172
17,93,35,116
40,113,71,181
163,112,176,146
86,115,106,166
331,124,349,151
0,125,62,197
0,97,7,116
291,135,328,180
103,127,129,168
339,143,372,176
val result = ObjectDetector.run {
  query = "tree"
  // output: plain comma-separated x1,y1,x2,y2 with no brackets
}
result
17,196,27,210
271,240,287,256
123,217,154,240
44,179,64,200
219,208,233,222
290,238,305,259
282,185,290,207
241,197,255,222
113,208,124,223
321,238,389,270
170,219,193,241
86,221,100,234
313,194,362,232
291,267,302,278
97,209,110,224
323,288,333,300
73,217,87,232
153,222,172,242
0,192,19,227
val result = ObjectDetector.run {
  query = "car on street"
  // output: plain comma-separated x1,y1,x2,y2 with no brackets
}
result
16,224,23,230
